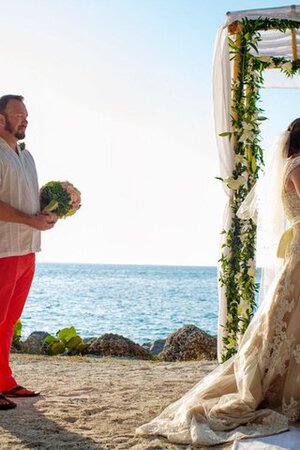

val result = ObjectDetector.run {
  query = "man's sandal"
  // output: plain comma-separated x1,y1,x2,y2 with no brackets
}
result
0,394,16,410
3,385,40,398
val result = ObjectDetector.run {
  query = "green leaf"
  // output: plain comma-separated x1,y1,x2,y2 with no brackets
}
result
219,132,232,137
67,336,86,355
66,335,84,351
57,326,77,343
12,319,22,348
47,341,65,356
13,320,22,338
248,42,258,53
251,156,257,173
44,335,59,344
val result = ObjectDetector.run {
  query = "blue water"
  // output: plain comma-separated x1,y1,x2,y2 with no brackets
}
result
22,264,219,343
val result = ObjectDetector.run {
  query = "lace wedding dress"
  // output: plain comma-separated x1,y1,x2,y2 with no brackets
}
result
136,156,300,446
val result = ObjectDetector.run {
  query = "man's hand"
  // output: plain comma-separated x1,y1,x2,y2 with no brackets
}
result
0,200,58,229
27,212,58,231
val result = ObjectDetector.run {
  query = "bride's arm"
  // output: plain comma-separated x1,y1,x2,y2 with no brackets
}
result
289,165,300,197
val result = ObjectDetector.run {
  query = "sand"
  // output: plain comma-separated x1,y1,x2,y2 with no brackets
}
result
0,354,233,450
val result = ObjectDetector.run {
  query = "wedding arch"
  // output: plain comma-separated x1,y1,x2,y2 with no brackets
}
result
213,5,300,362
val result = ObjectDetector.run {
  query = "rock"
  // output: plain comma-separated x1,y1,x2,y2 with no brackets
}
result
142,339,166,355
11,341,22,353
83,337,97,345
22,331,50,354
159,324,217,361
88,333,151,360
82,337,97,355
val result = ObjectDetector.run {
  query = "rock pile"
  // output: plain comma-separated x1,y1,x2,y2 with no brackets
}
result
12,325,217,361
158,324,217,361
88,333,151,360
19,331,50,354
142,339,166,355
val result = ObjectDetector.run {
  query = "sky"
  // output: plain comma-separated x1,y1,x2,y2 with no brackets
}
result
1,0,300,266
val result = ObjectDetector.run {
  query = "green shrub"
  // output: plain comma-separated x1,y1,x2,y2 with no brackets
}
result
44,326,86,356
12,320,22,350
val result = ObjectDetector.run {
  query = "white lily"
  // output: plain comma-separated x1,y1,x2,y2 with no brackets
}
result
234,154,247,165
241,122,253,132
248,259,256,278
259,55,272,63
237,301,248,316
240,131,254,143
282,62,293,71
224,176,246,190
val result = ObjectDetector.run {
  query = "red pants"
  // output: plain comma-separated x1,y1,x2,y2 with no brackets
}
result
0,253,35,392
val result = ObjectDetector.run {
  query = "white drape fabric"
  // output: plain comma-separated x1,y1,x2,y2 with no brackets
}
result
212,25,234,360
213,6,300,360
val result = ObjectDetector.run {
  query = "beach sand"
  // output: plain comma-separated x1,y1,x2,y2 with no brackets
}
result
0,354,234,450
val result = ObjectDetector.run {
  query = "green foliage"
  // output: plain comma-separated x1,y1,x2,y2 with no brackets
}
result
44,326,86,356
12,320,22,349
219,17,300,362
241,17,300,33
40,181,71,218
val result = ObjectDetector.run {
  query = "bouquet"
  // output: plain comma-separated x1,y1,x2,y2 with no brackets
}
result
40,181,81,218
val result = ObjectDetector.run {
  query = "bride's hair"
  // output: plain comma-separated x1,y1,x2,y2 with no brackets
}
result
285,118,300,158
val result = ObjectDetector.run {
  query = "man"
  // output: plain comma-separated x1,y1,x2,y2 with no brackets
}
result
0,95,57,410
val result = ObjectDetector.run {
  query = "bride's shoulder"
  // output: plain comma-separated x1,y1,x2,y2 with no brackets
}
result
285,154,300,177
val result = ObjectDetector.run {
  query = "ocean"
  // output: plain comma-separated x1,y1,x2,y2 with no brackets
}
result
22,263,220,343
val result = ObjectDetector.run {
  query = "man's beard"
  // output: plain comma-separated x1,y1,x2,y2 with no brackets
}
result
4,117,25,140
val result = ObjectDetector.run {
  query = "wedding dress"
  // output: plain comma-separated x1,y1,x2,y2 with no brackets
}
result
136,155,300,446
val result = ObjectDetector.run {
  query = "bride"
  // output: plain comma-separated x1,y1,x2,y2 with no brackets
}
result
136,119,300,446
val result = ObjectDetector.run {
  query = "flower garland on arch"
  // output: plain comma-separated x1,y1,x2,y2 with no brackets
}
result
219,17,300,362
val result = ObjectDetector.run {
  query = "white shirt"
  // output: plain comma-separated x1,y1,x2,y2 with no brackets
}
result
0,138,41,257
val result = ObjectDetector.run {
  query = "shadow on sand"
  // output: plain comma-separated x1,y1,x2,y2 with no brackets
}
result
0,396,105,449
